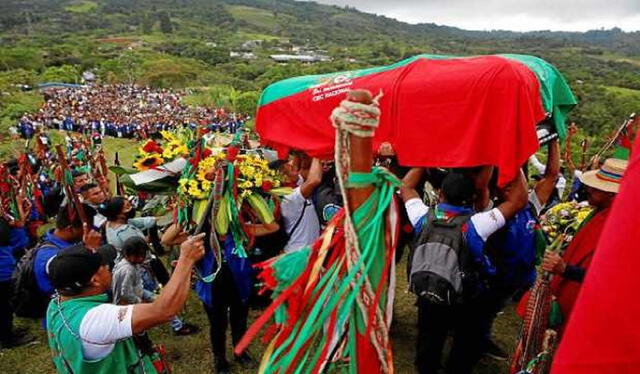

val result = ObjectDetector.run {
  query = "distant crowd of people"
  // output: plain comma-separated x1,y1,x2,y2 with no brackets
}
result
12,84,249,141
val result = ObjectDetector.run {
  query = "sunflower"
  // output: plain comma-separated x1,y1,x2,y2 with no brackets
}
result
162,140,189,160
160,131,178,143
133,153,164,171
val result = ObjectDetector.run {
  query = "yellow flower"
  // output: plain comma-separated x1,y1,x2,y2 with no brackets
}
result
161,131,178,143
133,154,164,171
238,180,253,189
201,180,212,192
196,156,217,182
188,185,202,197
253,175,263,187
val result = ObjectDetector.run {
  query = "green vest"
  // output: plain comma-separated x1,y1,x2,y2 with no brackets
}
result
46,293,158,374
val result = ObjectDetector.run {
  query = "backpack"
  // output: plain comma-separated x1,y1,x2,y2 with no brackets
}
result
408,210,479,306
10,242,55,319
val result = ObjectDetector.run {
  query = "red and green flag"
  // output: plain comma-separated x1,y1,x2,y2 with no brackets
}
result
256,54,576,186
612,115,639,160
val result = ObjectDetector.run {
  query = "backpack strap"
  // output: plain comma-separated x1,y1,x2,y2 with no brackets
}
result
287,200,309,237
407,209,437,280
415,209,437,244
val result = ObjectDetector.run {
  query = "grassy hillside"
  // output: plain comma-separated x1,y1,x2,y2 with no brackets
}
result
0,0,638,150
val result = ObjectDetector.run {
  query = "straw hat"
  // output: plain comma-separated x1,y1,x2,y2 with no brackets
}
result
579,158,628,193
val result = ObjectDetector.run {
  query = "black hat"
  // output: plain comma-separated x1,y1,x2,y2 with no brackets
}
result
441,172,475,207
48,244,117,294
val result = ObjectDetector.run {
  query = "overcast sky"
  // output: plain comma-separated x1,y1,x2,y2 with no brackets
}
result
305,0,640,32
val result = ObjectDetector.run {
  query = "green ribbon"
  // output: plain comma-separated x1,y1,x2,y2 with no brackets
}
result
263,167,399,373
346,168,401,188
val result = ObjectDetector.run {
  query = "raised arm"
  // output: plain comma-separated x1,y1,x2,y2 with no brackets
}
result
496,170,528,221
299,158,322,199
160,223,189,247
399,167,425,203
342,91,376,211
470,166,494,212
243,222,280,237
131,233,205,333
534,138,560,206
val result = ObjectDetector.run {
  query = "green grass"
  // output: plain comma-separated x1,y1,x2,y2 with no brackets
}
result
235,32,285,42
601,85,640,98
227,6,282,30
0,249,518,373
0,135,518,373
64,0,98,13
597,51,640,67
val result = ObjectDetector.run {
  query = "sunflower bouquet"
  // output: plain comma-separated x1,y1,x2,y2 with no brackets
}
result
177,149,287,201
540,201,592,249
133,130,190,171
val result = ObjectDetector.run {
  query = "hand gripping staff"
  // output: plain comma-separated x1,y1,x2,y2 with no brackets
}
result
234,90,400,374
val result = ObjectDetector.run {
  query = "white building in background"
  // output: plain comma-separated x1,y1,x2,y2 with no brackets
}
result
270,54,332,63
230,51,257,60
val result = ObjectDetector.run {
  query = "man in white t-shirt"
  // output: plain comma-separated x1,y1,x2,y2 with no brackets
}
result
275,156,322,253
45,234,205,373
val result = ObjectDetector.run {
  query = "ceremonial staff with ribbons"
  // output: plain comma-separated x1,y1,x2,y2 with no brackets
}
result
235,90,400,373
54,144,88,226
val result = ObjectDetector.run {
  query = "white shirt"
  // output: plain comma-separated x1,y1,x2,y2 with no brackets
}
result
529,154,566,197
78,304,134,360
404,198,506,242
281,187,321,253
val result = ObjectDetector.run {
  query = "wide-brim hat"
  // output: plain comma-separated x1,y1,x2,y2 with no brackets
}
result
579,158,628,193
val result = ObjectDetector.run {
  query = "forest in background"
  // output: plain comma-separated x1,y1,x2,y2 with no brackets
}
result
1,0,639,155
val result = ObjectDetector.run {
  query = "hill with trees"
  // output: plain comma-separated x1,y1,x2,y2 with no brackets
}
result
1,0,639,149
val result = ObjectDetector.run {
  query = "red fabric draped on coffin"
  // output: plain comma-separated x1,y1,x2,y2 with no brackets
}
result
256,55,545,185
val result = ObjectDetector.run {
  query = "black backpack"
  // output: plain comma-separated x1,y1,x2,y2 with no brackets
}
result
10,242,55,319
408,210,480,306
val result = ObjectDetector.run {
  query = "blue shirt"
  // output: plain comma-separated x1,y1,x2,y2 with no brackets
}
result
0,227,29,281
34,230,75,296
407,201,506,277
195,235,254,308
486,207,538,288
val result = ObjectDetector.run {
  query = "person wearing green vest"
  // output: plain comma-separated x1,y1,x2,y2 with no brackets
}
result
46,233,205,374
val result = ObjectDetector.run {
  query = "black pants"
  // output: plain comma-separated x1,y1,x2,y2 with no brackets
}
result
478,282,520,346
0,280,14,342
202,264,249,361
416,297,486,374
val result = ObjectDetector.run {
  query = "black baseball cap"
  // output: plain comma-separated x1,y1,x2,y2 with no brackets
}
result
48,244,117,293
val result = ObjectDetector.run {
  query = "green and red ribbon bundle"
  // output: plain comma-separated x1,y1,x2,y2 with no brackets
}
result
234,168,400,373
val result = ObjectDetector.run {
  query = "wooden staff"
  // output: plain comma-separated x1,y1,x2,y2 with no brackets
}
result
590,113,636,167
35,133,46,161
564,123,577,165
579,139,589,172
114,152,125,196
97,149,111,197
55,144,88,225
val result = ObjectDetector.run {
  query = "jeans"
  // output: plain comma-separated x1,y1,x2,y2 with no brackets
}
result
202,264,248,361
